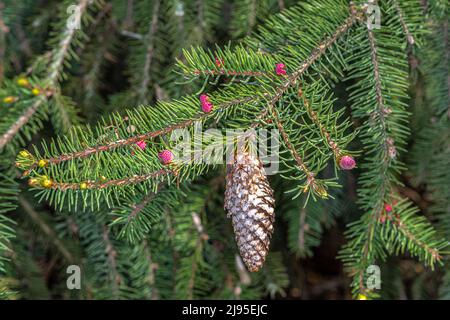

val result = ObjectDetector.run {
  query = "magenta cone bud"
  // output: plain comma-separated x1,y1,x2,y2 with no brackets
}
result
158,150,174,165
200,94,209,104
200,94,213,113
136,140,147,150
202,102,213,113
275,63,287,75
339,155,356,170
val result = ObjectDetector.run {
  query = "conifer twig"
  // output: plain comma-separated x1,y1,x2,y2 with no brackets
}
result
19,196,74,263
298,207,307,251
49,168,172,191
193,69,273,78
0,0,93,149
102,226,122,294
264,13,357,111
138,0,160,104
270,105,315,181
0,98,46,149
393,0,415,45
355,26,392,295
128,190,158,222
443,19,450,118
391,213,442,261
298,84,342,160
24,95,259,169
47,0,91,85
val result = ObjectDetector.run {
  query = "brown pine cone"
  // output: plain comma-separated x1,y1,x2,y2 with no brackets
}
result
224,151,275,272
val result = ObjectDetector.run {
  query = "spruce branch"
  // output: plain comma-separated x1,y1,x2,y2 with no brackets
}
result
3,0,448,299
269,105,321,195
0,174,18,274
20,94,259,170
345,21,399,296
444,19,450,118
47,168,173,191
19,196,74,263
0,97,46,150
17,1,361,212
298,84,345,162
390,214,441,262
264,13,356,108
101,225,123,294
137,0,160,104
47,0,91,85
0,0,102,150
109,185,188,243
393,0,415,46
297,207,307,252
339,1,448,298
128,191,158,223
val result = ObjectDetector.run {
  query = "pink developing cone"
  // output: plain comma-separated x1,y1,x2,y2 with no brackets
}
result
200,94,209,104
158,150,174,165
200,94,213,113
339,155,356,170
136,140,147,150
275,63,287,75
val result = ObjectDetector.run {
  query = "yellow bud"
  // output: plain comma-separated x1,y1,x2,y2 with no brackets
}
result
99,176,107,182
40,177,52,188
28,178,39,186
19,150,32,158
17,78,29,87
357,294,368,300
79,182,88,190
314,184,328,199
38,159,49,168
3,96,17,103
31,88,40,96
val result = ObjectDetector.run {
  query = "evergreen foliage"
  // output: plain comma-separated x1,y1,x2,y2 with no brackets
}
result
0,0,448,300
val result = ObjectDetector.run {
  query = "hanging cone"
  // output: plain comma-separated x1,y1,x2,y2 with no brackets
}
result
224,151,275,272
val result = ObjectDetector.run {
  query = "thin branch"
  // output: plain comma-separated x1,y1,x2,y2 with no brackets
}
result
123,0,134,29
270,105,314,178
0,0,93,149
128,190,158,222
391,213,442,261
49,168,173,191
264,13,356,112
0,98,46,149
193,69,274,78
443,19,450,118
187,238,202,299
247,0,257,35
393,0,415,45
26,95,258,169
102,226,122,295
356,23,400,296
47,0,91,85
298,84,342,160
120,29,143,40
19,196,74,263
143,239,159,300
138,0,160,104
298,207,307,251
